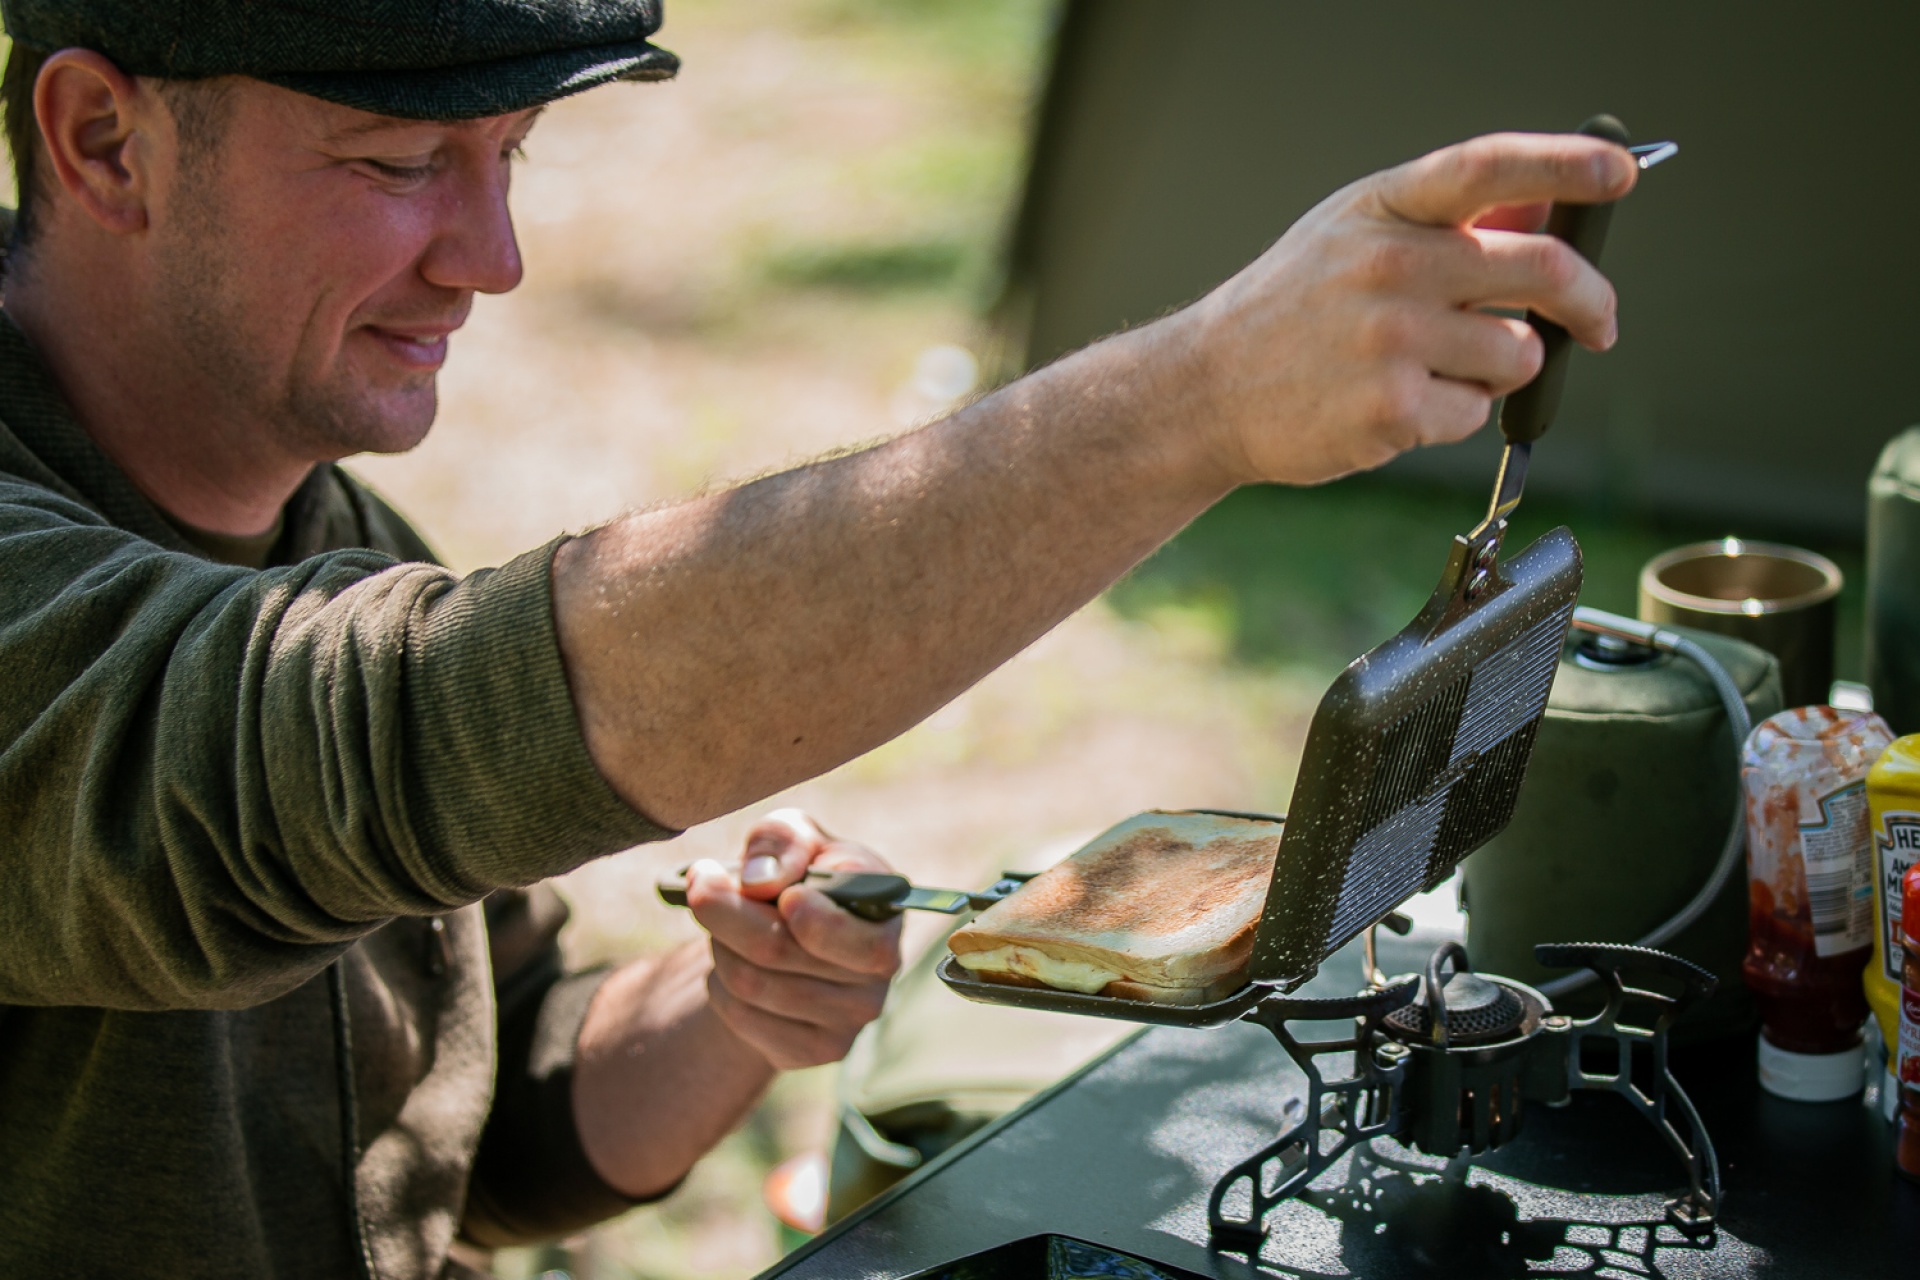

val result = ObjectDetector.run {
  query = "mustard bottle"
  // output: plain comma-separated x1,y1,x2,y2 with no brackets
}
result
1867,736,1920,1065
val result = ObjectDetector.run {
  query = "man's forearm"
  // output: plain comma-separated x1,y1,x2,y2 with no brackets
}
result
553,322,1228,829
552,132,1638,830
570,942,776,1198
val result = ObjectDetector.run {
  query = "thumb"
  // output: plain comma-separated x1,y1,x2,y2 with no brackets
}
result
1376,132,1633,229
738,808,830,901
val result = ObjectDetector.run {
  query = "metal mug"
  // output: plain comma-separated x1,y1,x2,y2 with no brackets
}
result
1638,538,1842,709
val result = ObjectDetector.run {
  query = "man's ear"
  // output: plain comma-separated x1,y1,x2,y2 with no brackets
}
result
33,49,159,235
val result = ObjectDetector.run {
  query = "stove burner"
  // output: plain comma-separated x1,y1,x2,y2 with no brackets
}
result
1383,969,1528,1046
1207,940,1723,1258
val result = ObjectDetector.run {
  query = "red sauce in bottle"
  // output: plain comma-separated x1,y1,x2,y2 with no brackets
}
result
1740,708,1891,1080
1745,877,1872,1053
1895,865,1920,1180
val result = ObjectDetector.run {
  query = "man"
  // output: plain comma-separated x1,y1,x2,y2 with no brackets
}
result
0,1,1633,1276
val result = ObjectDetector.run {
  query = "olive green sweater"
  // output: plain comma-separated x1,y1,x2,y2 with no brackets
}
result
0,313,672,1277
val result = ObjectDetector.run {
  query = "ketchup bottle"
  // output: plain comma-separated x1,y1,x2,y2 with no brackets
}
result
1895,864,1920,1179
1741,707,1892,1102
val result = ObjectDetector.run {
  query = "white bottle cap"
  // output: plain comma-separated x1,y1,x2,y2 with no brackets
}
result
1757,1031,1865,1102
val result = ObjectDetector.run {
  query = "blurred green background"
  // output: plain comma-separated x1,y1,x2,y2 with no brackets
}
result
1110,478,1866,687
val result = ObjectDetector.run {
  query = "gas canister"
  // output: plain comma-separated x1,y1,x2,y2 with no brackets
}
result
1462,624,1781,1038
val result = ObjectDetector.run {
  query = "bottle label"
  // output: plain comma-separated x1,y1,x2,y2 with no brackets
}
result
1902,985,1920,1087
1877,812,1920,981
1801,782,1875,958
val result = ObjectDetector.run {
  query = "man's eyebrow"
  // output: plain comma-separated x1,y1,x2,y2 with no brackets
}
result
321,115,431,143
320,106,546,145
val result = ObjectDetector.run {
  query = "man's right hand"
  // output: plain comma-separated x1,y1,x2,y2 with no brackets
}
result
1170,130,1638,488
684,809,901,1071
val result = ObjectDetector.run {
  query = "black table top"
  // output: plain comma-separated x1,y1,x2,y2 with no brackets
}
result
764,1013,1920,1279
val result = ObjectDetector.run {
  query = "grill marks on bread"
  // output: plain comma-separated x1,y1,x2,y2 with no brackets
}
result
1004,827,1274,937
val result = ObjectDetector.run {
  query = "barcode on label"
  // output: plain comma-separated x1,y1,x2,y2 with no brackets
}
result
1800,783,1874,958
1806,865,1855,936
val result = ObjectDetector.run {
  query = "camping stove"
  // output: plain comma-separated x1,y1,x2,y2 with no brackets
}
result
1207,940,1721,1255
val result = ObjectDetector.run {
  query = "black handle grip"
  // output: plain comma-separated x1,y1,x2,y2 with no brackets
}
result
655,865,910,921
811,872,914,921
1496,113,1631,446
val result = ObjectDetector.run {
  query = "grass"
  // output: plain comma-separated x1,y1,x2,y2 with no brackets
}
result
762,238,970,293
1109,476,1867,684
793,0,1059,83
719,0,1052,312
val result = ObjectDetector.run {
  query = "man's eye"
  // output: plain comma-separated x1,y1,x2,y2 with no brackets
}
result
365,158,435,182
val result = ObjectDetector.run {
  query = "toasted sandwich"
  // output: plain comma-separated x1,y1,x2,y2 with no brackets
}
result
947,810,1281,1004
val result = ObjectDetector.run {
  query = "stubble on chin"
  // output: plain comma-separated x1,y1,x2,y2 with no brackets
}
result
288,363,441,460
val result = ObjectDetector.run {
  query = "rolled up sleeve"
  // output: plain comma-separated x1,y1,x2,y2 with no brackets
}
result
0,484,669,1011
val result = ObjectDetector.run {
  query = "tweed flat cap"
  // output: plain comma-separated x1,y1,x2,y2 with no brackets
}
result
0,0,679,120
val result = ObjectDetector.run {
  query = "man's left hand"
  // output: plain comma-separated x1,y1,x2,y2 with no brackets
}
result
684,808,902,1070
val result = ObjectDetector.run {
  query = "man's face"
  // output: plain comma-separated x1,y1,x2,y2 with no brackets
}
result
148,82,538,461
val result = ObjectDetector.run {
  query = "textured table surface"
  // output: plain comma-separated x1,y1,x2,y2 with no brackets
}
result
764,1011,1920,1279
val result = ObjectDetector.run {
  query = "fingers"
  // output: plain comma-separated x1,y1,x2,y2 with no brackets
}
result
687,856,903,980
706,971,873,1071
710,941,889,1027
1464,228,1616,349
686,860,853,981
734,807,899,897
1338,367,1498,472
1360,225,1616,352
778,882,903,978
1412,375,1503,450
1471,200,1550,234
1370,135,1629,354
1175,128,1637,488
694,812,901,1072
1375,131,1636,230
1421,310,1543,397
736,807,829,901
691,811,907,1071
808,839,895,876
1375,312,1553,452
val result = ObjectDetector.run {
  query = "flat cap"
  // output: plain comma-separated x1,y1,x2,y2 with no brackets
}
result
0,0,679,120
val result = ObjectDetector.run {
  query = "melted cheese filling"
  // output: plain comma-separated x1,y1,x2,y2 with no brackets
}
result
953,944,1122,994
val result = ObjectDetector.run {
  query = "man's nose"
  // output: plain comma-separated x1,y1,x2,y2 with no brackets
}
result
419,164,524,296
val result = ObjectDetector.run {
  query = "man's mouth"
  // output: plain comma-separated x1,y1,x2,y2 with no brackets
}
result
361,324,456,372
